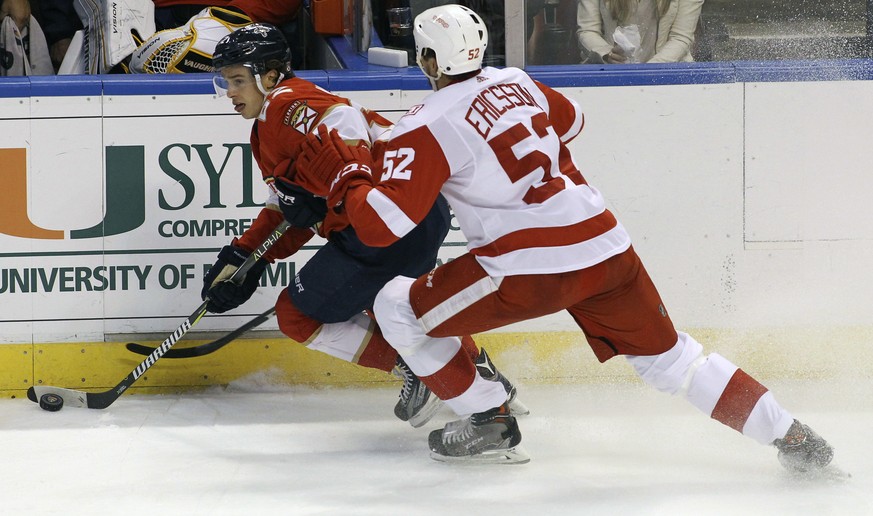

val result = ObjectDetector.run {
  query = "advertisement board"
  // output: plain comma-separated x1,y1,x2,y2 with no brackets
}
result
0,87,466,344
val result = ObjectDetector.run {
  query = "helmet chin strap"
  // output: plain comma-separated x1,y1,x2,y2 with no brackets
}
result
255,72,285,96
417,56,443,91
425,74,441,91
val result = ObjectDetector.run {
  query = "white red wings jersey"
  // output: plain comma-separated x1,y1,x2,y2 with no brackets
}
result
237,76,392,257
343,67,631,276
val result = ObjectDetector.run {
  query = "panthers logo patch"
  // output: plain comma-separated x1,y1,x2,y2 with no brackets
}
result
284,101,319,134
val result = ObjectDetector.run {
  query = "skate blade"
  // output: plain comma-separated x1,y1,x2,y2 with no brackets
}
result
429,445,531,465
409,397,444,428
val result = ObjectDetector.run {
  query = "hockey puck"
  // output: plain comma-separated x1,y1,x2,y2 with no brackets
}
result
39,393,64,412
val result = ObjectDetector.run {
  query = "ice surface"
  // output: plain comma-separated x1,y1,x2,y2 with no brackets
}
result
2,378,871,515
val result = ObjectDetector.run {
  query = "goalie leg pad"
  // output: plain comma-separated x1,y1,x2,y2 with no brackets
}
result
58,30,87,74
74,0,155,73
129,6,251,73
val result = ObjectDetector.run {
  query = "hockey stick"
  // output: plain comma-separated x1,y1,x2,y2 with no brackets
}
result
26,220,291,410
124,306,276,358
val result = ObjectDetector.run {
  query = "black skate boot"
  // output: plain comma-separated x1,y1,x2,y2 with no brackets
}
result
474,347,530,416
393,356,442,428
773,419,834,473
428,401,530,464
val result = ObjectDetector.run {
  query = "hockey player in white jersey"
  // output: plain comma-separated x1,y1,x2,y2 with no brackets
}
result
291,4,836,472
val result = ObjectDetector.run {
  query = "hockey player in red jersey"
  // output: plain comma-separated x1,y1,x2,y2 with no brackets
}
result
206,23,527,427
291,4,836,472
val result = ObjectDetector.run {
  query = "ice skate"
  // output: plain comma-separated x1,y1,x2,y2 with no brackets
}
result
773,419,848,480
393,356,442,428
474,347,530,416
428,402,529,464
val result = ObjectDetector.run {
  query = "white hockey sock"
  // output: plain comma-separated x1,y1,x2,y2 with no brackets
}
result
305,312,374,364
374,275,505,415
441,372,510,417
628,332,795,445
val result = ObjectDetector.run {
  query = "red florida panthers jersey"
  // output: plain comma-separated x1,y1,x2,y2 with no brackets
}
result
236,77,392,259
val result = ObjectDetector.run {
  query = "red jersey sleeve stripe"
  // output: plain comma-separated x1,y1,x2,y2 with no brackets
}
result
561,106,584,143
535,79,584,143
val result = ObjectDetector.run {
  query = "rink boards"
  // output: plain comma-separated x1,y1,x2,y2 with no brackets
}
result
1,60,873,397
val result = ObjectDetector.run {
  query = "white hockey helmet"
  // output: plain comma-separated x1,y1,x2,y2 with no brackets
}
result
413,4,488,78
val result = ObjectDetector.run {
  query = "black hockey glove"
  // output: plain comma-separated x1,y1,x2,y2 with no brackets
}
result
274,177,328,228
201,245,269,313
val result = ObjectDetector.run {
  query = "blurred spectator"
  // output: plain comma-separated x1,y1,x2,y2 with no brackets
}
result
527,0,578,65
457,0,545,66
1,0,29,30
576,0,703,64
458,0,510,66
1,0,53,75
39,0,81,70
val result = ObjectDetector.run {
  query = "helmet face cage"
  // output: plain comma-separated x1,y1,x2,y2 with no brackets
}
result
413,5,488,78
212,23,292,89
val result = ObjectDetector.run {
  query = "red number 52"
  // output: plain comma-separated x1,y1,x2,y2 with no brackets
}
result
488,112,585,204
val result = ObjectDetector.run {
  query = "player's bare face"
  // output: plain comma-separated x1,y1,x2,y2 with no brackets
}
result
220,65,264,119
